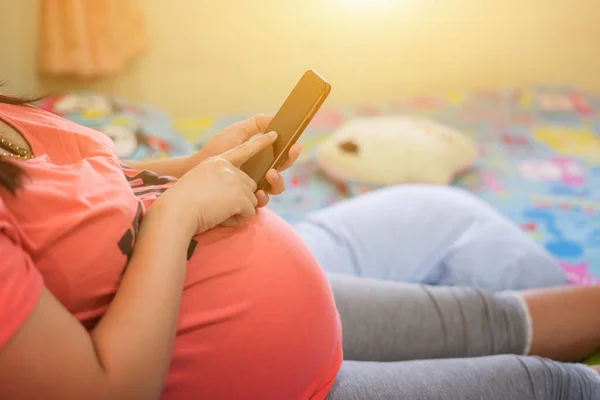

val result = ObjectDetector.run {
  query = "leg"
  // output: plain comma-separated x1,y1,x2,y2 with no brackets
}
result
327,356,600,400
330,274,600,363
329,273,529,361
524,285,600,361
295,185,567,291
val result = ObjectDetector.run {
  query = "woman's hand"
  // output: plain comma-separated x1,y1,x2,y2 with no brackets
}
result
195,115,302,207
125,115,301,204
157,132,279,236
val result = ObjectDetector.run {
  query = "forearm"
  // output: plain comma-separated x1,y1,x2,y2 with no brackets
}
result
124,152,205,179
91,201,192,399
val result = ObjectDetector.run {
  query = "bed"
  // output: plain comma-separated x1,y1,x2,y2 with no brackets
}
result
37,86,600,285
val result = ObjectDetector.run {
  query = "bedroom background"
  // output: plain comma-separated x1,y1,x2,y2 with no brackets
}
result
1,0,600,298
1,0,600,366
2,0,600,115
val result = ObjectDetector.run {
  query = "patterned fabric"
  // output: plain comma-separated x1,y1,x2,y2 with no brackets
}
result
36,93,193,160
37,88,600,284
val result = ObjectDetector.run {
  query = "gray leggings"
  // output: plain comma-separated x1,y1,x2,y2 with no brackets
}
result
292,186,599,399
326,274,600,400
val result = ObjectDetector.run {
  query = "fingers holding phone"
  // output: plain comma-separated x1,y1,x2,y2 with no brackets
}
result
254,143,302,208
221,131,278,167
156,132,278,236
276,143,302,172
157,69,331,233
241,70,331,190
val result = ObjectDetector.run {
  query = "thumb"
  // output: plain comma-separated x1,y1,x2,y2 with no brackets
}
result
223,131,278,167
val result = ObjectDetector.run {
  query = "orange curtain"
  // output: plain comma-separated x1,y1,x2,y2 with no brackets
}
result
38,0,148,79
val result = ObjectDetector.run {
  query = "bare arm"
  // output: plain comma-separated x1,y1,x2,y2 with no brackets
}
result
123,155,196,178
0,202,193,400
523,284,600,362
122,115,274,178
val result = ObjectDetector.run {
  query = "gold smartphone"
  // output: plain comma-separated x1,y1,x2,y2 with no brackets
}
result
241,70,331,190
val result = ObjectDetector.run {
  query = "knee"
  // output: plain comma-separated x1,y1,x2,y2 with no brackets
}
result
442,226,566,290
400,185,501,218
373,185,507,229
388,186,569,290
443,214,567,290
382,184,491,212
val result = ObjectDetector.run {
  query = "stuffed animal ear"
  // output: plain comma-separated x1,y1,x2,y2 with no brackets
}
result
317,116,478,187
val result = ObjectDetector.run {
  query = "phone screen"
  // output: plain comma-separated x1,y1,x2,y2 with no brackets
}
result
241,70,331,188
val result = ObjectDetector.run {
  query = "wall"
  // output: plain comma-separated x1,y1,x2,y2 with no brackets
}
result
2,0,600,116
0,0,39,97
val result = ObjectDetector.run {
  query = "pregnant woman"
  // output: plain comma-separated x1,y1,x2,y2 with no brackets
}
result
0,95,598,400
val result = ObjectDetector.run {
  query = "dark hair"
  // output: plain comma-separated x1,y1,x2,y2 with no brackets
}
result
0,92,38,194
0,94,37,106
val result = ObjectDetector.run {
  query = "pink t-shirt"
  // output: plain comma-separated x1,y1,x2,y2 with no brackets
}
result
0,103,342,399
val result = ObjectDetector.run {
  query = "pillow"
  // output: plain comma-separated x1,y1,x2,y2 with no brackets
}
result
316,116,478,187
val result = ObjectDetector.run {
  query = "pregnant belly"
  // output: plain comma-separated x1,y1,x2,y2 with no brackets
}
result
162,209,342,400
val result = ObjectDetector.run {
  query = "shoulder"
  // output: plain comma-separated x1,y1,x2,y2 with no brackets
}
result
0,103,116,155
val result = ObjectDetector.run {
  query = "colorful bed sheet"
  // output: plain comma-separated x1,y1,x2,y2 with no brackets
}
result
173,87,600,284
37,87,600,284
